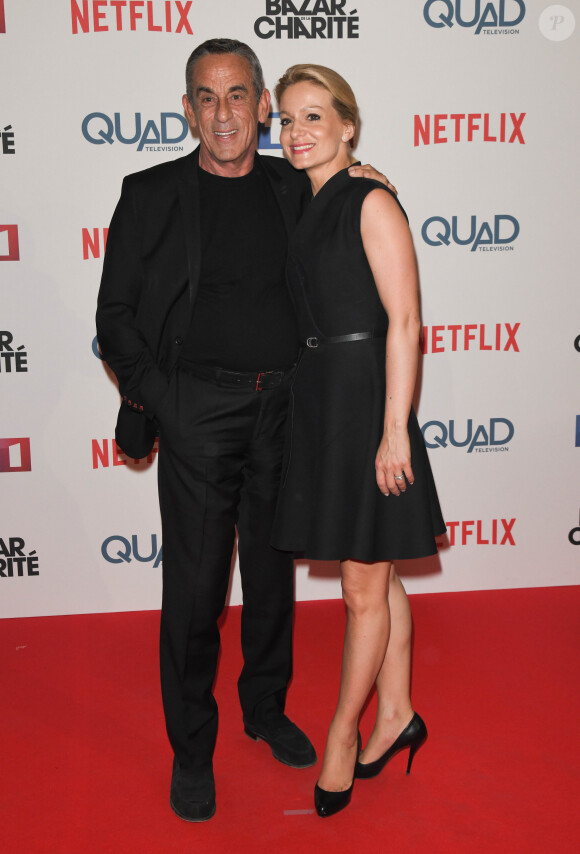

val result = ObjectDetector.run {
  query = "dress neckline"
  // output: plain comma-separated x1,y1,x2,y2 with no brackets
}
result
310,161,360,200
300,162,361,223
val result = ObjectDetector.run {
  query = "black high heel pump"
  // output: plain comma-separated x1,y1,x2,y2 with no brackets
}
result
314,732,361,818
355,712,427,779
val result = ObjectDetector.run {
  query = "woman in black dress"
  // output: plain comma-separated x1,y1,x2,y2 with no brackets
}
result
272,65,446,817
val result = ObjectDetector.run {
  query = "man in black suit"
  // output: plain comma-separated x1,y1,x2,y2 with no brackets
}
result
97,38,387,822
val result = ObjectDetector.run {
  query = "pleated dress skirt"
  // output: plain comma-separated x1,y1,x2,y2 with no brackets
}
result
271,335,445,562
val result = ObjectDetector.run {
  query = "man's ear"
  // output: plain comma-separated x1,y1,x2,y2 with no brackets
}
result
182,94,197,131
258,89,271,125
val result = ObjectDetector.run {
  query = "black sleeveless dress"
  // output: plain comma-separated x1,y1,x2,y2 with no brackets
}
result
271,167,446,562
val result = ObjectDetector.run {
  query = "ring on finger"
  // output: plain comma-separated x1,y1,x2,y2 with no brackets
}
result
394,474,404,481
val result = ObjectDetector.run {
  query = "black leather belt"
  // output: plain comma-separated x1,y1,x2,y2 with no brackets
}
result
181,362,293,390
303,330,387,348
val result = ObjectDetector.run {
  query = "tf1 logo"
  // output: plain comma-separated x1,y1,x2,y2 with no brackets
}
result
0,225,20,261
0,438,32,472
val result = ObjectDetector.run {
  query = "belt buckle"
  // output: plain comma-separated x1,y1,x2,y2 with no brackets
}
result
255,370,275,391
306,337,319,349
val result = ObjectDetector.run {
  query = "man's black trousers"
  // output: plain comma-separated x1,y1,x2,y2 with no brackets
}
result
156,365,295,770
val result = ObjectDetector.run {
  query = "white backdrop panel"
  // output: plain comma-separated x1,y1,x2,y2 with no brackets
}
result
1,1,578,617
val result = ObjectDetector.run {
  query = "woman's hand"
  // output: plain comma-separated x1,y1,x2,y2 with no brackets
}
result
375,428,415,496
348,163,398,196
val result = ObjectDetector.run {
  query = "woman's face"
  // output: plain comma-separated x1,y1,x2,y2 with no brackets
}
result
279,81,353,174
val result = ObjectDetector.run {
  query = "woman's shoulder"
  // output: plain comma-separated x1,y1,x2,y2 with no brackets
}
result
346,177,407,221
350,175,398,198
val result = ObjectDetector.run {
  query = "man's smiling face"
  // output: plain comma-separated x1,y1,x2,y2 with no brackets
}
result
183,52,270,177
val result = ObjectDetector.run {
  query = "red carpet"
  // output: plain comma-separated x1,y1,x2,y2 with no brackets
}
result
2,587,579,853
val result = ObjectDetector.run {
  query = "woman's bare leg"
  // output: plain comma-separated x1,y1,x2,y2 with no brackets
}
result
317,559,392,791
358,567,414,765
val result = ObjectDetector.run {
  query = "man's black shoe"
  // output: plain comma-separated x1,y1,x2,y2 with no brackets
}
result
169,757,216,822
243,714,317,768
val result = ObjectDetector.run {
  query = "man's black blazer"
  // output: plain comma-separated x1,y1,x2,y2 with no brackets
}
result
96,147,309,459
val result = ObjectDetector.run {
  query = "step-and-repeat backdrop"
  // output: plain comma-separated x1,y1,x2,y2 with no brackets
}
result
1,2,579,618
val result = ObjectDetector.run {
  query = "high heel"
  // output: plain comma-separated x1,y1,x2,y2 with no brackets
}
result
314,732,361,818
355,712,427,779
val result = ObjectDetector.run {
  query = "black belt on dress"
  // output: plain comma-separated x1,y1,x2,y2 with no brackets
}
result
303,329,387,348
180,361,294,391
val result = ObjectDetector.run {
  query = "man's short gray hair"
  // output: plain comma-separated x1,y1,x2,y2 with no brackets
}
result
185,38,265,104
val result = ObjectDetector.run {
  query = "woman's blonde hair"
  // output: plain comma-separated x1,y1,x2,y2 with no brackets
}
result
275,64,360,147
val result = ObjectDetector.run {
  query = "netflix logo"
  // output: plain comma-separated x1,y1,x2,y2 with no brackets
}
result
444,518,516,547
83,228,108,260
0,225,20,261
414,112,525,146
92,438,158,469
421,323,520,354
71,1,193,34
0,438,32,473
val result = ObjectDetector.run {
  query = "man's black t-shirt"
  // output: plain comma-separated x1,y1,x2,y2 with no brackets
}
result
182,160,299,371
